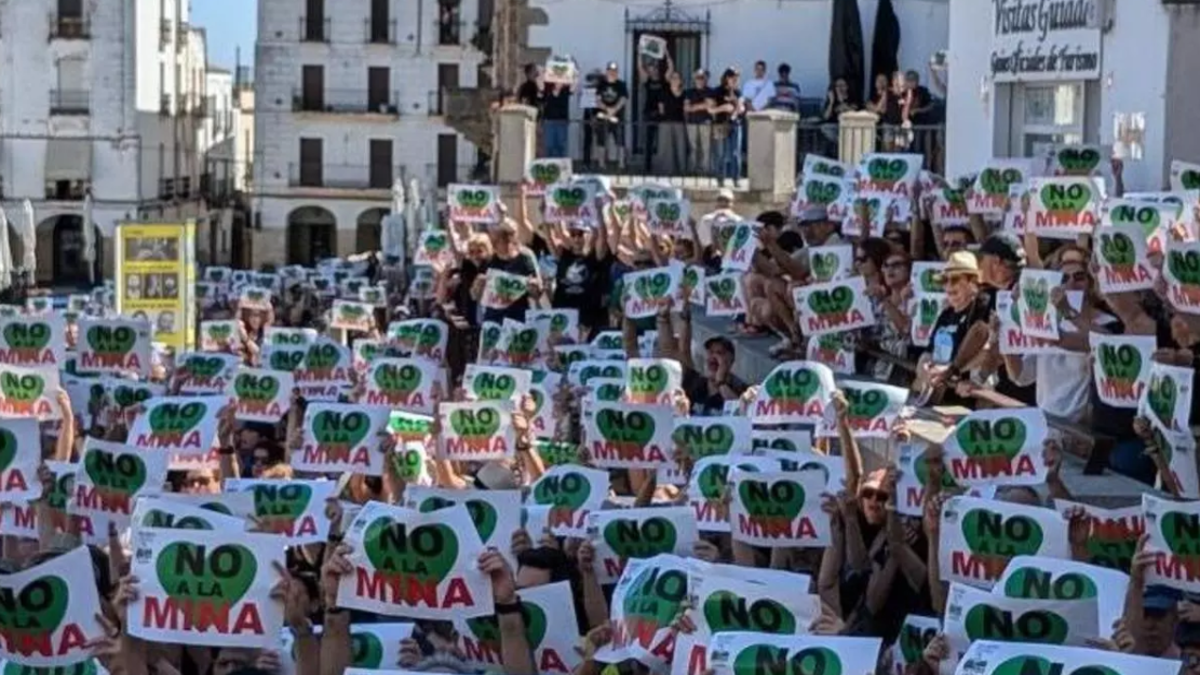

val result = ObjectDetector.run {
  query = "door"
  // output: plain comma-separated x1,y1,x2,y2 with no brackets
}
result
369,139,393,188
305,0,325,40
437,134,458,187
299,138,323,187
629,31,702,152
436,64,459,115
53,215,98,287
370,0,390,42
302,65,324,111
368,67,390,113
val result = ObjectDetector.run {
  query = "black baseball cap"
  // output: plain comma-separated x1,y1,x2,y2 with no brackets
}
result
704,335,736,355
606,61,619,71
978,232,1026,267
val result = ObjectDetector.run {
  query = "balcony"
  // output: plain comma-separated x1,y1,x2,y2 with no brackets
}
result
427,89,444,116
292,88,400,116
288,163,398,190
299,16,330,43
49,89,90,116
437,19,465,46
49,14,90,40
364,18,397,44
159,177,175,200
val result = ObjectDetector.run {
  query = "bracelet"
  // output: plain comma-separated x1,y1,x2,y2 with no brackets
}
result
218,445,236,456
495,599,523,615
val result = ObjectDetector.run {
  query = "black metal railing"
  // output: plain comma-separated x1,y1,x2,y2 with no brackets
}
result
159,94,171,116
364,18,397,44
427,89,443,116
46,179,88,201
437,19,464,45
826,121,946,175
49,89,90,115
288,163,400,190
299,16,331,42
49,14,89,40
159,177,175,200
292,88,400,115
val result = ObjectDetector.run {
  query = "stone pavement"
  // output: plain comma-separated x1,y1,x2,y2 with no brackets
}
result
687,310,1162,508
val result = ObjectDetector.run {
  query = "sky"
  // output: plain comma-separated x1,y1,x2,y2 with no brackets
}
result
192,0,256,71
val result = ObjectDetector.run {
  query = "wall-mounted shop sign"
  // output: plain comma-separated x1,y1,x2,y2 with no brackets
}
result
991,0,1101,82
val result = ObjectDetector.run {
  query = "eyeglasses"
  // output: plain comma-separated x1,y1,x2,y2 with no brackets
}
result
861,489,890,502
883,261,907,270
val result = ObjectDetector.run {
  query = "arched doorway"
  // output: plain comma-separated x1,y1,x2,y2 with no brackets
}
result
286,206,336,265
36,215,102,287
356,208,386,254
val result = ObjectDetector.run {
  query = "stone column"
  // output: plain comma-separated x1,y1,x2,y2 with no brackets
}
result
495,105,539,185
838,111,879,165
746,110,799,196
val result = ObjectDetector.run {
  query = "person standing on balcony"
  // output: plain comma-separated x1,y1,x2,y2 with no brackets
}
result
542,79,572,159
767,63,801,113
638,55,672,174
711,67,745,184
594,62,629,171
653,70,687,176
902,70,937,160
742,60,776,113
517,65,546,156
683,69,713,176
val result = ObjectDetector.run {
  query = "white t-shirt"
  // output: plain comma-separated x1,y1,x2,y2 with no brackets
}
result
742,78,776,112
697,209,740,249
1013,351,1090,422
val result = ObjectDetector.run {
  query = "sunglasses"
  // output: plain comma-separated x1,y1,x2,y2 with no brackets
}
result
883,260,908,270
861,489,890,502
1064,271,1088,283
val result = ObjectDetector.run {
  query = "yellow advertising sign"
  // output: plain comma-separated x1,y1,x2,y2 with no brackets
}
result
115,222,196,352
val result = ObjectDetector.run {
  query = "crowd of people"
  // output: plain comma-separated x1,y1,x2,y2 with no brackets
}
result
2,136,1199,675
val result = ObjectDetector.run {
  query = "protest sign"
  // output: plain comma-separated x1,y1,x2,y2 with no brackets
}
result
364,358,438,413
527,465,609,538
224,479,335,544
594,555,689,668
996,555,1127,638
940,408,1049,487
728,469,829,548
586,506,697,584
688,455,780,533
1016,268,1063,341
808,245,854,283
704,273,747,317
707,632,881,675
1053,500,1143,571
1089,333,1154,409
232,367,294,423
405,487,521,568
296,403,390,475
583,402,674,469
624,358,681,406
544,182,599,226
750,361,835,424
0,365,60,421
70,439,167,528
437,401,516,462
455,580,582,675
622,267,681,319
1138,360,1194,441
128,395,224,455
199,320,240,353
463,364,532,404
0,546,105,666
0,315,65,368
526,158,572,196
954,641,1179,675
792,277,876,337
447,184,501,224
0,419,43,503
890,615,941,675
331,300,376,332
481,271,530,311
937,496,1070,589
1027,177,1100,239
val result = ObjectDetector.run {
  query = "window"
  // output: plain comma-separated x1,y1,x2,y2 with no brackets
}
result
1010,83,1090,157
299,138,323,187
304,0,326,41
370,0,391,43
436,64,459,115
367,67,391,113
301,65,325,111
437,134,458,187
369,139,394,189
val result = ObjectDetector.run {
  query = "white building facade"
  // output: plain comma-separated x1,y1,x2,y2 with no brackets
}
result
252,0,488,267
945,0,1200,191
0,0,211,286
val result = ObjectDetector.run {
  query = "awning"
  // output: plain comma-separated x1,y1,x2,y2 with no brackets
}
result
44,138,92,181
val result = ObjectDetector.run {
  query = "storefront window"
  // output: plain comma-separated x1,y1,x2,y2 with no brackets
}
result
1017,83,1085,156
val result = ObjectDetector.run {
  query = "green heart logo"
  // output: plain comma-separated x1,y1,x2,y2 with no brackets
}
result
0,576,69,638
270,349,306,371
449,406,502,437
470,372,517,400
1169,249,1200,285
87,325,137,354
84,448,148,495
235,372,281,402
1098,343,1141,383
157,542,257,618
596,382,624,402
2,322,51,350
312,410,372,447
674,423,734,459
1002,567,1097,600
0,372,44,403
1023,278,1049,314
531,163,562,185
467,601,548,650
898,623,937,665
552,186,587,209
1182,170,1200,191
810,252,839,281
532,470,591,509
149,402,207,434
208,325,232,345
702,591,797,633
47,472,74,511
596,408,655,447
943,188,967,208
602,516,678,558
549,313,569,334
507,328,538,355
868,157,907,182
845,387,890,420
340,304,367,320
375,362,423,395
533,440,581,467
730,226,751,250
1057,147,1101,174
620,564,687,626
4,660,101,675
456,189,491,209
991,656,1119,675
306,343,341,370
363,517,458,584
964,604,1069,644
738,478,805,520
696,462,731,499
804,180,841,205
183,355,227,379
955,416,1027,459
961,509,1044,557
350,630,386,668
252,483,312,521
709,277,737,302
419,496,499,543
979,168,1023,196
418,324,443,349
634,273,672,300
731,645,843,675
1161,511,1200,555
629,364,671,397
0,429,19,473
1039,182,1092,215
655,202,681,222
425,234,448,253
1099,232,1136,267
1108,204,1161,234
763,366,821,402
918,296,941,326
806,286,854,316
1147,373,1178,424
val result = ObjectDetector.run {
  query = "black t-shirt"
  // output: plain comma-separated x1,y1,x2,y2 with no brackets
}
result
661,88,685,122
596,79,629,119
978,286,1036,404
684,87,711,124
454,259,488,325
482,250,538,324
683,369,746,416
517,81,543,111
876,91,902,125
553,251,610,328
929,292,991,366
542,84,571,121
643,78,665,119
908,85,934,124
712,86,741,124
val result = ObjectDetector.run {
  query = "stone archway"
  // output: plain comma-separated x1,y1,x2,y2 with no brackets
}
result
286,206,337,266
36,215,102,287
355,208,386,255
